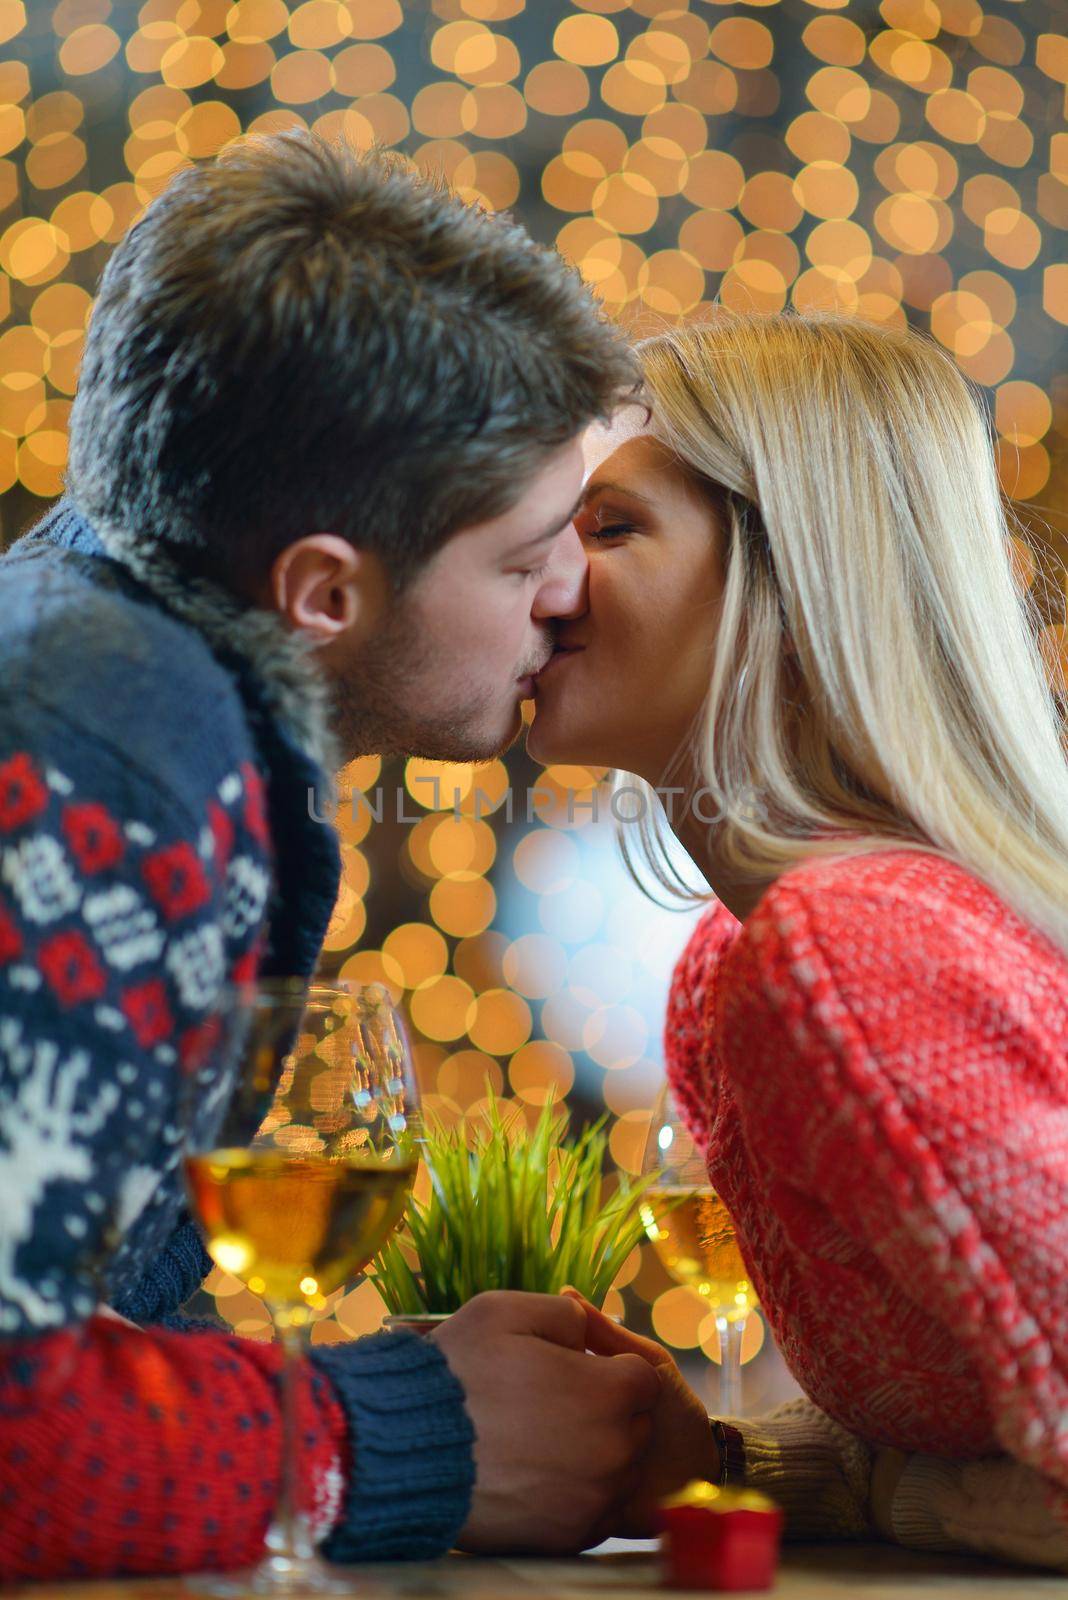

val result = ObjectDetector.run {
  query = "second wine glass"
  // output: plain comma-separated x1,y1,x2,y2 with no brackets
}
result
640,1086,757,1419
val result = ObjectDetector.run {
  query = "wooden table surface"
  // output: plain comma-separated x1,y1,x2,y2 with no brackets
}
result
12,1540,1064,1599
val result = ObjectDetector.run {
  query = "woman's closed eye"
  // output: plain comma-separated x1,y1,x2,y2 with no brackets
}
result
585,522,636,542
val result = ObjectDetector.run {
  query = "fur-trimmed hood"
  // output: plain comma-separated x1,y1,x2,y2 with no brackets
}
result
35,499,343,792
6,496,345,983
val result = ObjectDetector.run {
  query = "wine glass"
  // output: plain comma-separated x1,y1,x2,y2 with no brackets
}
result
640,1085,757,1419
182,977,419,1596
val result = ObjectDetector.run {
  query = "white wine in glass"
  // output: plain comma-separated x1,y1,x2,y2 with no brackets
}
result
185,1150,413,1308
183,977,419,1596
641,1089,757,1418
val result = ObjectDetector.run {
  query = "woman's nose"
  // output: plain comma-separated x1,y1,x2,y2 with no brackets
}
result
532,523,588,621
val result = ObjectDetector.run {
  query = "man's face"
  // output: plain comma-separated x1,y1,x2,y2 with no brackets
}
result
331,437,588,761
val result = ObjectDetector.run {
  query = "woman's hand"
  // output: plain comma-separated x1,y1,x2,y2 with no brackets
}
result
562,1289,722,1537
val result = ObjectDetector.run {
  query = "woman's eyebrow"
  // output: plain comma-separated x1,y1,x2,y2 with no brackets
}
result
579,478,656,507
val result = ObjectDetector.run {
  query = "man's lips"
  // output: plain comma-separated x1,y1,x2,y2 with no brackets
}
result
533,644,584,686
517,658,552,695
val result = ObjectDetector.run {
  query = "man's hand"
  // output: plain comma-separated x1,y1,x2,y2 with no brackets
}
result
562,1290,722,1537
430,1290,660,1554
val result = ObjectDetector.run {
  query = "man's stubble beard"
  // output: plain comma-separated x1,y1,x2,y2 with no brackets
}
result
326,595,523,764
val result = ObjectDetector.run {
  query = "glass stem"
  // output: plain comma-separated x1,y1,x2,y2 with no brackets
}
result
265,1310,314,1567
716,1313,745,1419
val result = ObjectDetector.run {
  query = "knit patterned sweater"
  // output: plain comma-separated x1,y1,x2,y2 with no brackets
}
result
664,847,1068,1562
0,502,474,1580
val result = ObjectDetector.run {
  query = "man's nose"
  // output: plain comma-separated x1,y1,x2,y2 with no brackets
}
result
532,523,588,621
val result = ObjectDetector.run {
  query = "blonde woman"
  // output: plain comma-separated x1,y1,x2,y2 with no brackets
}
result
529,312,1068,1570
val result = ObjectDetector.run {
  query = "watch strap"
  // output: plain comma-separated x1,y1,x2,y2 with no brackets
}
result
711,1418,747,1487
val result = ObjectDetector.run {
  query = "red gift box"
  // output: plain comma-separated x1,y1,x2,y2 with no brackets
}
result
658,1479,784,1593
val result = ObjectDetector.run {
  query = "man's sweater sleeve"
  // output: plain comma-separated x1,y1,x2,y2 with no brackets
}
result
111,1212,214,1325
0,742,474,1578
0,1315,473,1580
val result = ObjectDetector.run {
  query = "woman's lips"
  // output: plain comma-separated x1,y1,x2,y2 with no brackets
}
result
534,645,584,689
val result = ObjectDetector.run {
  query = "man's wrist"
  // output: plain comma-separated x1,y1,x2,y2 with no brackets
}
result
312,1329,475,1561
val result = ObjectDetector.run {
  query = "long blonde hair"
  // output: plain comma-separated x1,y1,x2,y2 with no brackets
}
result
628,311,1068,959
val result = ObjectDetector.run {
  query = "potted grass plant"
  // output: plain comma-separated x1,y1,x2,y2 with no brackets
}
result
370,1092,660,1328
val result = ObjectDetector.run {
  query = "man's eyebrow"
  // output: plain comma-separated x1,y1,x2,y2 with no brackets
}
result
509,492,585,554
579,478,655,507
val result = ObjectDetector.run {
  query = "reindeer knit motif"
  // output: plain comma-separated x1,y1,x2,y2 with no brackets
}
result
664,848,1068,1536
0,501,475,1580
0,749,269,1334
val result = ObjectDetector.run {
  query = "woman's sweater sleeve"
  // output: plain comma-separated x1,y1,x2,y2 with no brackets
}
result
731,1398,1068,1570
716,875,1068,1538
0,1316,473,1581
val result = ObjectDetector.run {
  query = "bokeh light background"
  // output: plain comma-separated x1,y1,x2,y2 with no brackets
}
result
1,0,1066,1411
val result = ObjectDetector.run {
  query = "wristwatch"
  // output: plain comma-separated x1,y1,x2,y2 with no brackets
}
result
711,1419,747,1487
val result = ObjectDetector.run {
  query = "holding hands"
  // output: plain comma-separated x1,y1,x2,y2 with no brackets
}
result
563,1289,722,1538
430,1288,719,1554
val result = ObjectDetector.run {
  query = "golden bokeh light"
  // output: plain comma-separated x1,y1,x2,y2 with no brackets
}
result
554,14,618,70
509,1039,574,1106
438,1048,505,1109
468,986,532,1055
523,59,589,117
409,973,478,1042
382,922,449,990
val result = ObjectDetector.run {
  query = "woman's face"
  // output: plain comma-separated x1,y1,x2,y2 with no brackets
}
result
527,409,726,781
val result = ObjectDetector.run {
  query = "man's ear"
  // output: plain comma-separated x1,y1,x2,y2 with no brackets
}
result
268,534,390,648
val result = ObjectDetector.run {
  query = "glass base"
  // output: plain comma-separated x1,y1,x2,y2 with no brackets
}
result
184,1551,364,1597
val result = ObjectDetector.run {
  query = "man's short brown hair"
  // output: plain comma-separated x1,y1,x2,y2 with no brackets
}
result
67,132,638,590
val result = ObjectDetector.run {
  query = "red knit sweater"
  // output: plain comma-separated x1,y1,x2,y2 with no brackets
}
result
664,847,1068,1520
